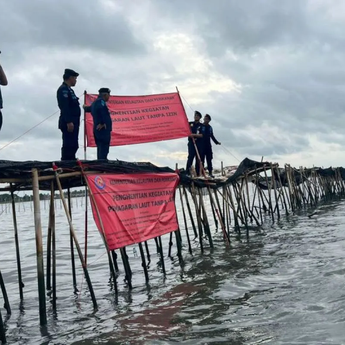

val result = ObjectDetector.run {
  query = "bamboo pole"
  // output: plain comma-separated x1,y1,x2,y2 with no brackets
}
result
84,186,88,266
190,183,204,252
262,166,274,222
168,232,173,258
0,272,10,315
67,188,78,294
111,251,119,272
120,247,133,289
46,188,53,292
212,187,231,244
138,243,149,282
225,185,240,233
270,163,280,220
173,164,183,261
82,176,118,291
209,187,219,230
254,169,264,223
10,184,24,301
54,172,98,310
144,242,151,266
275,167,289,215
299,166,307,206
223,186,231,236
232,182,246,225
158,236,166,275
198,190,213,248
285,165,295,211
174,228,183,262
178,185,192,255
51,182,57,311
244,174,253,223
182,186,198,239
32,168,47,326
0,308,6,344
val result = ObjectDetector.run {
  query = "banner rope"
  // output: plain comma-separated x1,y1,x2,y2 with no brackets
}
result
0,93,85,152
77,251,107,299
179,93,241,163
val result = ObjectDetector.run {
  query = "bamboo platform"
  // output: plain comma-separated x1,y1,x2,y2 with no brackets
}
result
0,157,343,343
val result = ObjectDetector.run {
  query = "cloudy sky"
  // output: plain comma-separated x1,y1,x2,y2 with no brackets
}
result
1,0,345,170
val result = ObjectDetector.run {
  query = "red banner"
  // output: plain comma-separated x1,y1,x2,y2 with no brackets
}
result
86,172,180,250
84,92,190,147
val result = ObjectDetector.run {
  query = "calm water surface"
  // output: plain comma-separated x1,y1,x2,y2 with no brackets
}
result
0,196,345,344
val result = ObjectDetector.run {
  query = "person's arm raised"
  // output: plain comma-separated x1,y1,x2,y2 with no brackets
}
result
0,64,8,86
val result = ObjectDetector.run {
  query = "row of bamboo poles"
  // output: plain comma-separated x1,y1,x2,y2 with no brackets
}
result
0,163,344,343
0,195,84,214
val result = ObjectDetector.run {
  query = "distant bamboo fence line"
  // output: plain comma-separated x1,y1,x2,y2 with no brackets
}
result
0,194,85,214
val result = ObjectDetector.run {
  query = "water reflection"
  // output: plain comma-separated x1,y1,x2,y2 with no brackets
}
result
0,197,345,344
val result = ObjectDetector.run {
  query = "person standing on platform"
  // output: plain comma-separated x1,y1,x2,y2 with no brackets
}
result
186,110,205,176
201,114,221,178
57,68,81,161
83,88,112,160
0,57,8,131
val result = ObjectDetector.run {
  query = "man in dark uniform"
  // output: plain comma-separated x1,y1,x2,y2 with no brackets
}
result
0,58,8,131
201,114,221,178
186,110,205,176
83,88,112,160
57,68,81,160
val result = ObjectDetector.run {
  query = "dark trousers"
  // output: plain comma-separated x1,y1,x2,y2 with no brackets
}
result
94,130,111,160
186,142,203,176
0,110,3,131
60,124,79,161
202,146,213,175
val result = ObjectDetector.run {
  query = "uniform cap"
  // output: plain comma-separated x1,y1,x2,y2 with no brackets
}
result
64,69,79,78
98,87,111,94
194,110,202,118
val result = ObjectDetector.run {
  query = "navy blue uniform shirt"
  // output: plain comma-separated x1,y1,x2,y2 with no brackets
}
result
188,121,204,144
203,124,220,147
57,82,81,127
91,97,112,131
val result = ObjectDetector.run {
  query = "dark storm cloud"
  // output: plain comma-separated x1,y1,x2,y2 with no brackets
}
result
1,0,145,56
0,0,149,149
151,0,309,53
